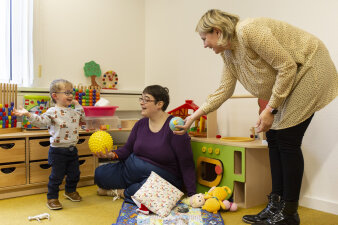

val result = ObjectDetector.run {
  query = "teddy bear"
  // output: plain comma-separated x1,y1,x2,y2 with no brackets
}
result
181,193,205,208
202,186,232,214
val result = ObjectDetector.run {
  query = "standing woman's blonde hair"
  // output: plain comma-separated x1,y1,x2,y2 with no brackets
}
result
196,9,239,47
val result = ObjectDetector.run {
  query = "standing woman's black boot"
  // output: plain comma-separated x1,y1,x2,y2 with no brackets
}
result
253,201,300,225
242,193,282,224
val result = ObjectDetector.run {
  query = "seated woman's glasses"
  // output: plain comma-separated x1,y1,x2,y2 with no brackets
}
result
139,97,155,103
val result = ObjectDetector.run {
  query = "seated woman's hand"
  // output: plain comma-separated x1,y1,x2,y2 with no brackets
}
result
94,149,117,159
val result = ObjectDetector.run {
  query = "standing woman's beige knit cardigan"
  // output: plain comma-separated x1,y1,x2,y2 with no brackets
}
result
201,17,338,129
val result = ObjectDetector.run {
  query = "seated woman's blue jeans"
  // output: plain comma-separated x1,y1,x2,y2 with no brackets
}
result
94,154,183,204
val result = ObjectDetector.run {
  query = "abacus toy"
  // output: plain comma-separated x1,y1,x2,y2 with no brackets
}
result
0,83,19,133
102,70,118,89
73,85,101,106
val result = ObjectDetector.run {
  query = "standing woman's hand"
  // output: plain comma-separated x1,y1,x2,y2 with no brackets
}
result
174,116,195,135
174,108,206,135
256,107,275,133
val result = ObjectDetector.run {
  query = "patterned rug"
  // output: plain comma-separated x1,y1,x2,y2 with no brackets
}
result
113,201,224,225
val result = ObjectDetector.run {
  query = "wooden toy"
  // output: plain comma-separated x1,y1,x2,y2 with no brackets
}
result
102,70,118,89
73,85,100,106
167,100,207,137
84,60,101,87
0,83,20,134
191,96,272,208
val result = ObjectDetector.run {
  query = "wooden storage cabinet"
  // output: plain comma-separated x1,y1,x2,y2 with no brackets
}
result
0,163,26,187
29,161,51,184
29,134,95,184
30,137,50,160
0,125,134,199
78,156,95,177
0,139,25,163
77,135,91,155
0,133,97,199
30,156,95,184
29,135,92,161
0,138,26,188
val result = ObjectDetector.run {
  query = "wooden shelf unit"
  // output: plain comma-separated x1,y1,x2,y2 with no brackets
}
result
0,129,132,200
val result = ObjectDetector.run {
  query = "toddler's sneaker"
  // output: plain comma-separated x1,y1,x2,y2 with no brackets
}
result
64,191,82,202
47,199,63,210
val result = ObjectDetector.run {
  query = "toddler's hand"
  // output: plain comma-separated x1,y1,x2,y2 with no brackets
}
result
72,100,80,106
13,107,30,117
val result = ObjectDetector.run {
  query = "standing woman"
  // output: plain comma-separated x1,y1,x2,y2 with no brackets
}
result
175,9,337,225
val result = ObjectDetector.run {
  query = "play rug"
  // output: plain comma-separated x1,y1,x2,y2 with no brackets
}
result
113,201,224,225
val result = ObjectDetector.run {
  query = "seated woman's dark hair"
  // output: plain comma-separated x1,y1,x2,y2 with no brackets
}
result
143,85,170,111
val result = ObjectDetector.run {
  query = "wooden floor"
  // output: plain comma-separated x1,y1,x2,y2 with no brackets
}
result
0,185,337,225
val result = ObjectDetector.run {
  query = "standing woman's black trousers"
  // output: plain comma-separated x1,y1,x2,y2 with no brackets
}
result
266,114,314,202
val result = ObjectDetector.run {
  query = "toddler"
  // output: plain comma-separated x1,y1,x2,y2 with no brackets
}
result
13,79,85,210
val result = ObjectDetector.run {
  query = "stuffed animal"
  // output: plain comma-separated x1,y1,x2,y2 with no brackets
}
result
223,200,238,212
181,193,205,208
202,186,232,214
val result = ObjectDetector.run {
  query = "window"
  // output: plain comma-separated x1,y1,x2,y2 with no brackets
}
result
0,0,33,86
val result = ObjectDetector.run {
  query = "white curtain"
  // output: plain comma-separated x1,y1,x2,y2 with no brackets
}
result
0,0,33,86
0,0,10,82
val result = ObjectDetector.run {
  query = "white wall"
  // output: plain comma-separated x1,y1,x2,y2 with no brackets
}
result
33,0,145,91
145,0,338,214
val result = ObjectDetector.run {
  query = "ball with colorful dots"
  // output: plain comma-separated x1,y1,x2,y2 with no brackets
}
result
88,131,114,153
169,117,185,131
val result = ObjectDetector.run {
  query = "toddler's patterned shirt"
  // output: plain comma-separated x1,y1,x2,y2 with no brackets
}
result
28,105,85,147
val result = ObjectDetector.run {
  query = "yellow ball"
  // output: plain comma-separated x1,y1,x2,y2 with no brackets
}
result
88,131,113,153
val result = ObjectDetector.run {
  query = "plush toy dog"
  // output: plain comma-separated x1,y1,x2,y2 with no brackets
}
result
202,186,232,214
181,193,205,208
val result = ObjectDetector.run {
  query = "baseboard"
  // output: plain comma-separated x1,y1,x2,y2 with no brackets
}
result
300,195,338,215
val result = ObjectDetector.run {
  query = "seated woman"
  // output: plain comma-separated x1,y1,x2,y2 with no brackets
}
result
94,85,196,203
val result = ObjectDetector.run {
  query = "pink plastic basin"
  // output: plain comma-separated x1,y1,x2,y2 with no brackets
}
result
83,106,118,117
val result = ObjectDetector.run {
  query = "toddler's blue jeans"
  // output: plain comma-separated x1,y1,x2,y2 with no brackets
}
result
47,146,80,199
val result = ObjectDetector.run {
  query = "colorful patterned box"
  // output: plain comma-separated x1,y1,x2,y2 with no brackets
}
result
22,95,50,129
